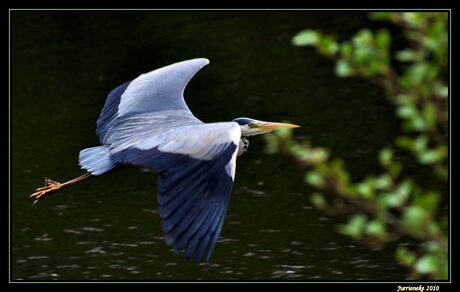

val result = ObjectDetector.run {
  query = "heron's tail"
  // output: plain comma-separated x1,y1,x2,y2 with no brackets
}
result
79,145,116,175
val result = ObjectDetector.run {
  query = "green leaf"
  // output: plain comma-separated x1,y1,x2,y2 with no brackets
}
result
426,16,448,64
396,136,413,149
388,162,403,178
275,127,293,139
402,12,428,29
365,219,387,239
395,49,418,62
340,42,353,59
417,146,447,164
370,12,392,21
421,104,437,130
335,60,352,77
380,191,405,208
375,29,391,50
355,178,375,199
397,104,417,119
338,214,368,239
305,171,324,187
354,46,374,65
410,116,427,131
434,83,448,98
402,206,430,236
413,135,429,152
298,147,329,165
292,30,319,46
396,247,416,266
425,241,443,254
375,174,392,190
366,58,387,75
401,62,439,88
427,221,441,237
353,29,373,47
310,192,326,209
318,35,339,55
396,180,412,199
395,94,416,105
379,148,393,166
263,133,279,154
415,255,439,274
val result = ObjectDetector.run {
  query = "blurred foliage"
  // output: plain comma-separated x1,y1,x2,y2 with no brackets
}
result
268,12,448,280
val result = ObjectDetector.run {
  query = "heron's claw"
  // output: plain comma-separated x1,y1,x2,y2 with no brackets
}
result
29,178,62,205
43,177,60,186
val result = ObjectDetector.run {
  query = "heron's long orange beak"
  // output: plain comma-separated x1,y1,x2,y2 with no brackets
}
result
259,122,300,130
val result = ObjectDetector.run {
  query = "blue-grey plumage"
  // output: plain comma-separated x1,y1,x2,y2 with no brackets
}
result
29,58,300,263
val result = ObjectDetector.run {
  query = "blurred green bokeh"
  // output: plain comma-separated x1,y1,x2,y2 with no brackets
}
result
267,12,448,280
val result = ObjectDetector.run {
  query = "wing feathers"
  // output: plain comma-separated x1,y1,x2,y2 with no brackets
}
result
184,206,222,260
110,119,240,262
160,145,236,262
164,189,213,247
118,58,209,116
95,81,131,143
159,176,209,233
157,170,206,216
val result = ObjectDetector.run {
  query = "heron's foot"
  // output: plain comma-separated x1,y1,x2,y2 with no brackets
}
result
29,178,62,205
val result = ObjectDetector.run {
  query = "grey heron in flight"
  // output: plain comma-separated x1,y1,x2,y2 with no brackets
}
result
29,58,299,263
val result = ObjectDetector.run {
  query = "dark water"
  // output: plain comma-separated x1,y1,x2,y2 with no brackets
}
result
11,10,412,281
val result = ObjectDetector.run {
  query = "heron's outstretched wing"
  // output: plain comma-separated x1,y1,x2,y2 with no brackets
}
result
111,122,241,262
95,58,209,143
91,58,239,262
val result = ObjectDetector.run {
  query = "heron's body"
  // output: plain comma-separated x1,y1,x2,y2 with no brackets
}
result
30,58,299,263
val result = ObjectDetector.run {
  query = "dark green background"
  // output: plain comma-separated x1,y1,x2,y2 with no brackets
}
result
12,10,412,281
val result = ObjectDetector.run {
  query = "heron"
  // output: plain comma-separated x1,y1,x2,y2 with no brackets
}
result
29,58,300,263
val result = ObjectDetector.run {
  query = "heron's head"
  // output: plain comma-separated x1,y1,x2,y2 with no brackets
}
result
233,117,300,137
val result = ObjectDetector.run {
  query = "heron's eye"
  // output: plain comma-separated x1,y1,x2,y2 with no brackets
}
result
248,122,257,128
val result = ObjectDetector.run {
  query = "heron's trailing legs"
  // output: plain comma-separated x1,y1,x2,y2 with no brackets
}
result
29,172,93,205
